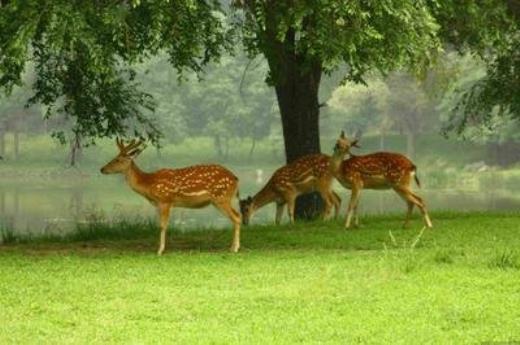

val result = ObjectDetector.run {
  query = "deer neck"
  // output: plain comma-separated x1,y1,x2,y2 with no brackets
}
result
251,183,278,212
124,161,150,196
329,151,345,176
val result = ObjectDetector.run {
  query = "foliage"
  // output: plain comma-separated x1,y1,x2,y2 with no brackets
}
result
0,0,518,151
235,0,442,84
429,0,519,130
0,0,233,144
134,54,276,154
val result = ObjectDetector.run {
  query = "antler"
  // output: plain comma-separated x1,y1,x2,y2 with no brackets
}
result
115,138,145,155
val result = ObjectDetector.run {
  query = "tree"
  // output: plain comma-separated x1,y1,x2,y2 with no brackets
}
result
231,0,518,216
428,0,519,133
1,0,517,217
0,0,232,145
438,53,520,166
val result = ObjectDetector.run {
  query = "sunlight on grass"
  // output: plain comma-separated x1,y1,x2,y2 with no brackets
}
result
1,212,520,344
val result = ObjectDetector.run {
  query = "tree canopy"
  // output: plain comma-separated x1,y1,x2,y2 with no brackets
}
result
0,0,518,146
0,0,232,144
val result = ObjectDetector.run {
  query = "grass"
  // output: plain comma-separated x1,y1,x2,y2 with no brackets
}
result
1,212,520,344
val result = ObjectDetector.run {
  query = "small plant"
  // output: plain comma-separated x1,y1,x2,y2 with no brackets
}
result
384,227,427,274
0,218,20,244
433,249,455,264
489,250,520,270
0,226,17,244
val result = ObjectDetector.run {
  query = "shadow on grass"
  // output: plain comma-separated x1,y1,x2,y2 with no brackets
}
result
0,213,440,256
1,211,519,256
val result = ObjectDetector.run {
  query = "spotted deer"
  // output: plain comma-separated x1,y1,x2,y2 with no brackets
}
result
330,131,433,229
100,139,241,255
239,154,341,225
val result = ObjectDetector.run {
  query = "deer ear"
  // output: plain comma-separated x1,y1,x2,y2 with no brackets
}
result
352,139,360,148
340,130,345,139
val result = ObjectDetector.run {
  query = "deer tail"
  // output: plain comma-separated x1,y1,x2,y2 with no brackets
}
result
412,165,421,188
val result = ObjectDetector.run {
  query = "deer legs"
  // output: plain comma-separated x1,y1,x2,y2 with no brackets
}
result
157,203,171,256
394,187,433,228
319,189,334,220
286,195,296,224
275,203,285,225
403,201,414,228
213,201,241,252
345,187,362,229
331,191,342,219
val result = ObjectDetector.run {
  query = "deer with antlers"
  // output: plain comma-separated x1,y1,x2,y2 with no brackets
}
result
330,131,433,229
239,154,341,225
100,138,241,255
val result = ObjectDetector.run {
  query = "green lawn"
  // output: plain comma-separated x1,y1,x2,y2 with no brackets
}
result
1,213,520,344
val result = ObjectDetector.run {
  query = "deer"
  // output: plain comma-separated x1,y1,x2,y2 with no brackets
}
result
100,138,241,255
239,154,342,225
330,131,433,229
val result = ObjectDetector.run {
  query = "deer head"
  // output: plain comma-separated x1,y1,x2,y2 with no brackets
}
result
100,138,146,174
333,130,360,156
239,196,254,225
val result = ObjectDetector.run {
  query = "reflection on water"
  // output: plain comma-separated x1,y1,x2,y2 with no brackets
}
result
1,171,520,236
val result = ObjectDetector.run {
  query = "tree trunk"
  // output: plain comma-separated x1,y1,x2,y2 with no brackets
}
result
224,137,230,160
69,134,82,167
406,131,416,159
0,190,5,214
248,136,257,160
0,129,5,157
13,130,19,160
266,30,324,219
214,135,223,158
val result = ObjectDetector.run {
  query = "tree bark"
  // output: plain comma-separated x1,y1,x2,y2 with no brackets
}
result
69,134,82,167
266,29,324,219
0,129,5,157
248,136,256,160
406,131,416,159
13,130,19,160
214,135,223,158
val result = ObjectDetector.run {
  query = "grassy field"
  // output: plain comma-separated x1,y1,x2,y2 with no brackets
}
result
1,212,520,344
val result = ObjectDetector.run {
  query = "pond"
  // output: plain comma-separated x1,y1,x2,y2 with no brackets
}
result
1,166,519,237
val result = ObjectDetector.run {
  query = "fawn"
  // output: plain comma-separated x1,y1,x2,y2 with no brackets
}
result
330,131,433,229
100,138,241,255
240,154,341,225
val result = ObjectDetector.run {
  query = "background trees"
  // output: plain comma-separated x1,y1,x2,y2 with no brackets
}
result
1,0,518,216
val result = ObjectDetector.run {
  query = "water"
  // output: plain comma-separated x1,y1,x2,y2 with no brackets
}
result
1,169,520,237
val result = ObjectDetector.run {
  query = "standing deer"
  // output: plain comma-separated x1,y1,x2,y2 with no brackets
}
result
330,131,433,229
239,154,341,225
100,138,241,255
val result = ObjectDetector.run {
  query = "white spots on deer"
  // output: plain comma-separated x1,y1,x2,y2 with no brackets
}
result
181,190,209,197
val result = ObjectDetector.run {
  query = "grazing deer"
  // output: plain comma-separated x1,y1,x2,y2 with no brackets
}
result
100,138,241,255
330,131,433,229
239,154,341,225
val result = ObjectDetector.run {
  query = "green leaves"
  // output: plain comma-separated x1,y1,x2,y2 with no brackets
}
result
0,0,232,145
0,0,517,146
235,0,444,85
